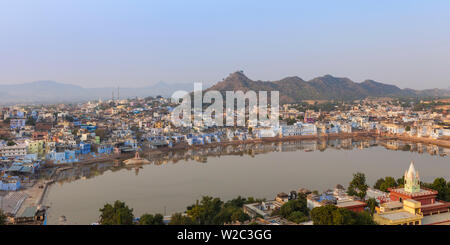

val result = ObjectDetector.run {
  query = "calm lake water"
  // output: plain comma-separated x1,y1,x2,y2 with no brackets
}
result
43,139,449,224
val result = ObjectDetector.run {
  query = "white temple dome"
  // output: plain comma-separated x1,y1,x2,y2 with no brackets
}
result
407,161,417,178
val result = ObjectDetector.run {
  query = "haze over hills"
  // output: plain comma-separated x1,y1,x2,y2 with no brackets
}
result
0,81,195,105
0,72,449,105
206,71,450,104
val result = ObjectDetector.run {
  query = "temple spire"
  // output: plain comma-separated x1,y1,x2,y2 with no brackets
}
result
404,161,420,193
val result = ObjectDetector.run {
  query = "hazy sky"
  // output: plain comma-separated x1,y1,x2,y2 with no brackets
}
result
1,0,450,89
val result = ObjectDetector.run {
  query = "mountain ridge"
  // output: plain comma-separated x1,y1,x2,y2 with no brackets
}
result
205,71,450,104
0,72,449,105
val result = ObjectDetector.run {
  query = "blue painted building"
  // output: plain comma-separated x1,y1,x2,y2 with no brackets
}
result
97,144,114,154
46,150,79,164
0,176,21,191
79,142,91,154
10,118,26,129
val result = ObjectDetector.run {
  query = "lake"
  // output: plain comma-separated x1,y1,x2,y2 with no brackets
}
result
42,139,449,224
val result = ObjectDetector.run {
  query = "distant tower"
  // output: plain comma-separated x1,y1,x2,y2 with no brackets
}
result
404,161,420,193
112,91,115,102
117,86,120,101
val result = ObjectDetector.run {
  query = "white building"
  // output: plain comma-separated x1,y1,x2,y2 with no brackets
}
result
254,126,280,138
281,122,318,137
0,144,27,157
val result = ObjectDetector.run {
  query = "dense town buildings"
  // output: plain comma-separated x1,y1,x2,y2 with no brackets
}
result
0,96,449,225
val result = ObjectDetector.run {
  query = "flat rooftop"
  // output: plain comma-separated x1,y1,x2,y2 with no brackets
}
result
390,187,437,197
382,201,403,209
378,211,418,221
422,212,450,225
336,200,366,208
421,201,450,209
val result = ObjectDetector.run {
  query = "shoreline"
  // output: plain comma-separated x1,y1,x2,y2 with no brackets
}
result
41,131,449,168
36,132,449,224
41,139,448,224
146,131,450,154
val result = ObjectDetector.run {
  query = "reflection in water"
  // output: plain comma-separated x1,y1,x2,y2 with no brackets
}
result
42,138,449,224
46,138,448,184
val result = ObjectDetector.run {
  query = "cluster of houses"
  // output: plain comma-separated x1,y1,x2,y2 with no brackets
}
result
0,94,448,225
0,96,448,189
243,162,450,225
280,99,450,139
1,97,448,163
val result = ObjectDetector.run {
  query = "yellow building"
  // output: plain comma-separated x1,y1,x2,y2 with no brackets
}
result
374,199,423,225
155,121,164,128
58,121,70,127
27,140,45,155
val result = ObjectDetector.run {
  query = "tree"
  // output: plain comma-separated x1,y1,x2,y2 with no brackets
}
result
310,204,337,225
278,193,309,223
347,172,368,200
225,196,247,208
213,207,234,224
311,205,376,225
287,211,309,224
332,208,356,225
374,178,385,190
168,213,196,225
186,196,223,225
139,213,164,225
230,209,250,223
374,176,398,192
0,210,6,225
99,200,134,225
355,211,377,225
174,195,267,225
396,176,405,187
366,198,378,216
431,178,449,201
7,141,16,146
380,177,397,192
245,197,265,204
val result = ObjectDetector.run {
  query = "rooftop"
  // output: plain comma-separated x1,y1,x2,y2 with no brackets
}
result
389,187,437,197
18,206,37,218
381,201,403,209
378,211,419,221
420,201,450,209
422,212,450,225
336,200,366,208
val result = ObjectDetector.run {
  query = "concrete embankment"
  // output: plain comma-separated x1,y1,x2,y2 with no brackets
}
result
36,180,55,206
43,131,449,169
376,134,450,149
183,132,375,150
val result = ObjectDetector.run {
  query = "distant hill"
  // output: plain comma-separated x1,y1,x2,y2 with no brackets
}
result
205,71,450,104
0,81,195,105
1,73,448,105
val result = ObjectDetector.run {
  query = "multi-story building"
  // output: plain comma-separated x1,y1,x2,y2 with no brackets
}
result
374,199,423,225
0,144,27,157
388,162,450,216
